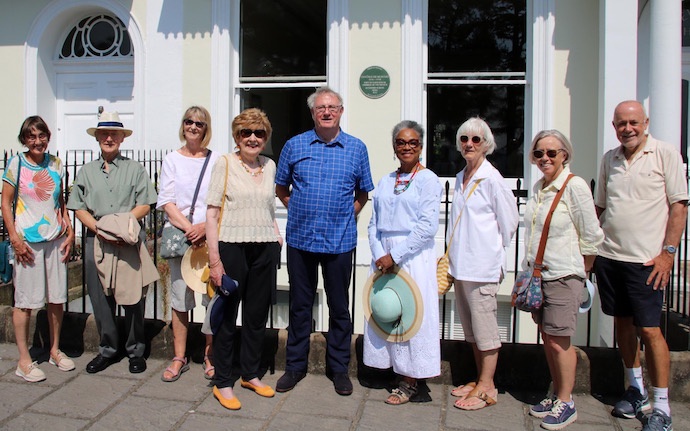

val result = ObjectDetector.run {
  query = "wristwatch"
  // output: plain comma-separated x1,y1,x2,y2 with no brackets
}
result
663,245,677,254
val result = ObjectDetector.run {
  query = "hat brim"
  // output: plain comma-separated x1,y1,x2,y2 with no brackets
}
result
362,267,423,343
180,245,210,294
87,127,133,137
579,279,596,313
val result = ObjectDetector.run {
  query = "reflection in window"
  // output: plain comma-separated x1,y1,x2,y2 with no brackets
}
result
684,0,690,47
426,0,526,178
59,15,132,59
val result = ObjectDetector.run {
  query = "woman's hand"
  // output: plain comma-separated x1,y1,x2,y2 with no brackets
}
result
209,259,225,287
59,229,74,263
185,222,206,245
375,254,395,274
12,240,35,267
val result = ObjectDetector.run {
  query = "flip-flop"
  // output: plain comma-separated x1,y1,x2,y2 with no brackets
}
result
454,387,498,410
450,381,476,399
161,356,189,382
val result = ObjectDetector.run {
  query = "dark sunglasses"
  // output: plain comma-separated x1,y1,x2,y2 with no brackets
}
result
533,149,564,159
239,129,267,139
394,139,421,148
183,119,206,128
460,135,482,144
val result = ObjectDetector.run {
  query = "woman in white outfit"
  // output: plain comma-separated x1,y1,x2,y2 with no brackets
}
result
365,120,442,405
157,106,220,382
447,117,518,411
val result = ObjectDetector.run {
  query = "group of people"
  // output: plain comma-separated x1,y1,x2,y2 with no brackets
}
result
3,91,684,431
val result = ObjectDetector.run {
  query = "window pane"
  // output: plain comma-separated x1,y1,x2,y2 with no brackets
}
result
240,0,326,78
426,85,524,178
428,0,526,74
240,89,315,160
684,0,690,47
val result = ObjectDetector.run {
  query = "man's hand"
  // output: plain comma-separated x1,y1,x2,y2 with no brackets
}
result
644,251,674,290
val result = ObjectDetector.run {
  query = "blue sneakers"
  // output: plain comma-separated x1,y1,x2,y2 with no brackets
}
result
612,386,651,419
530,395,556,418
540,399,578,430
642,409,673,431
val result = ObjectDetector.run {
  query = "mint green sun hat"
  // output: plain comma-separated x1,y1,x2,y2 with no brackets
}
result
363,267,423,343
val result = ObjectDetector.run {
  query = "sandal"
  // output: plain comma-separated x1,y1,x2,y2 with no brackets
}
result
203,355,215,380
450,381,476,399
385,381,418,405
161,356,189,382
454,387,498,410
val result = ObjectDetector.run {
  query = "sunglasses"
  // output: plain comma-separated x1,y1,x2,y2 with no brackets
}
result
460,135,482,144
533,149,564,159
394,139,421,149
183,119,206,128
239,129,267,139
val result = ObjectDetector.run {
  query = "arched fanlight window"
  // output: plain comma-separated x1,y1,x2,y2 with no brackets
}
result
59,15,132,59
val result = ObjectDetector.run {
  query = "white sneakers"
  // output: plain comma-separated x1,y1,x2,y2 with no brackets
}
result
15,361,46,383
16,350,75,383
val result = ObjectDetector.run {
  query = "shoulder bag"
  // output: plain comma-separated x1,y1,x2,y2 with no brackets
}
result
160,150,212,259
511,174,574,312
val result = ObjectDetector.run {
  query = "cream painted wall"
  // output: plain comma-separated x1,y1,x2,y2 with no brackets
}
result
0,1,50,153
552,0,600,184
182,0,213,129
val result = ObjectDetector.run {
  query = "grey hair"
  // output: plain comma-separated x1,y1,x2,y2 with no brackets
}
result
307,86,343,109
528,129,574,165
455,117,496,155
392,120,424,147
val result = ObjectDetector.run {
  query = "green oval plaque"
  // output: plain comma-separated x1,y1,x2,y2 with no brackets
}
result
359,66,390,99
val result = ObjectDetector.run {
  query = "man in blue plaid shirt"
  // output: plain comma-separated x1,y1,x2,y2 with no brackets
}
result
275,87,374,396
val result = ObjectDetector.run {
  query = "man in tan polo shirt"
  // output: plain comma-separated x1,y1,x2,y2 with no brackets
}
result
594,100,687,431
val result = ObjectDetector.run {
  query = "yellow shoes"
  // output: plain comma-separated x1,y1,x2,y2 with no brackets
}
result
240,378,276,398
213,386,241,410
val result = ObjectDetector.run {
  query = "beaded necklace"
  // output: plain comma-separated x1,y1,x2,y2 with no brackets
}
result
236,153,264,177
393,162,421,195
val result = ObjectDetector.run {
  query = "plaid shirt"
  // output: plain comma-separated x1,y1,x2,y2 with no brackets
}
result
275,129,374,254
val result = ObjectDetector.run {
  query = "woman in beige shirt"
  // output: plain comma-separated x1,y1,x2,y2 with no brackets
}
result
205,108,282,410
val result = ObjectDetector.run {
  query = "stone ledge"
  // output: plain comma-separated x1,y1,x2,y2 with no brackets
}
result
1,305,689,400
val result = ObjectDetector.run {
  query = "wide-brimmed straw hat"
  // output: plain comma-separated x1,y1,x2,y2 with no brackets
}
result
87,111,133,137
362,267,423,343
181,245,210,294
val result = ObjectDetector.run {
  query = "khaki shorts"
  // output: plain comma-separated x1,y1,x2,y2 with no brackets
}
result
168,257,196,312
532,275,584,337
13,239,67,309
453,279,501,351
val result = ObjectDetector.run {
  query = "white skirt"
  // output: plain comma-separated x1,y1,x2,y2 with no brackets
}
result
363,233,441,379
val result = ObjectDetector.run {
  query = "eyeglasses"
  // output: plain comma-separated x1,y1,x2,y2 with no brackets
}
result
532,149,564,159
314,105,342,114
460,135,482,144
25,133,48,143
395,139,421,149
183,119,206,128
239,129,267,139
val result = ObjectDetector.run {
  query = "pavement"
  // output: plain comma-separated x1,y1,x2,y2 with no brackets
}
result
0,343,689,431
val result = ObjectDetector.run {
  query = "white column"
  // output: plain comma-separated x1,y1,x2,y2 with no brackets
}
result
211,0,232,153
597,0,638,155
648,0,682,148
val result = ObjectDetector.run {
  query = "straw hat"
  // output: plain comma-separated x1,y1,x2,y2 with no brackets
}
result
87,111,133,137
362,267,423,343
181,245,210,294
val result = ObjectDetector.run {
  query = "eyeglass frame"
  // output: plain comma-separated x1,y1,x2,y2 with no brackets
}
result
238,129,267,139
532,148,564,159
183,119,207,128
24,133,49,143
394,139,421,149
313,105,343,114
459,135,483,144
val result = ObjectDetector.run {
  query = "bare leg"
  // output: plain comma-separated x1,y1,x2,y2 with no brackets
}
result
615,316,641,369
13,308,32,370
544,333,576,401
163,309,188,379
46,303,64,358
204,334,215,378
639,327,669,388
455,344,499,408
386,375,417,405
541,326,559,396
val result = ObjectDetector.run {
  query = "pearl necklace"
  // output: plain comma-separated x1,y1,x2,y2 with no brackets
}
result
236,153,264,177
394,162,421,195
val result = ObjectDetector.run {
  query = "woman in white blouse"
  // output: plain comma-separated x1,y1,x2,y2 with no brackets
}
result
205,108,282,410
157,106,220,382
524,130,604,430
365,120,442,405
447,117,518,411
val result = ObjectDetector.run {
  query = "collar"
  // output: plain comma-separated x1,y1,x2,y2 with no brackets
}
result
613,135,656,160
539,165,572,191
309,128,344,147
99,153,124,169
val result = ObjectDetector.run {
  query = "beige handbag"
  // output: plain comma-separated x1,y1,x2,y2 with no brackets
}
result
437,179,482,295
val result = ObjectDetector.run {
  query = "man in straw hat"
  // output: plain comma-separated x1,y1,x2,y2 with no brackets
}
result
67,112,158,374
